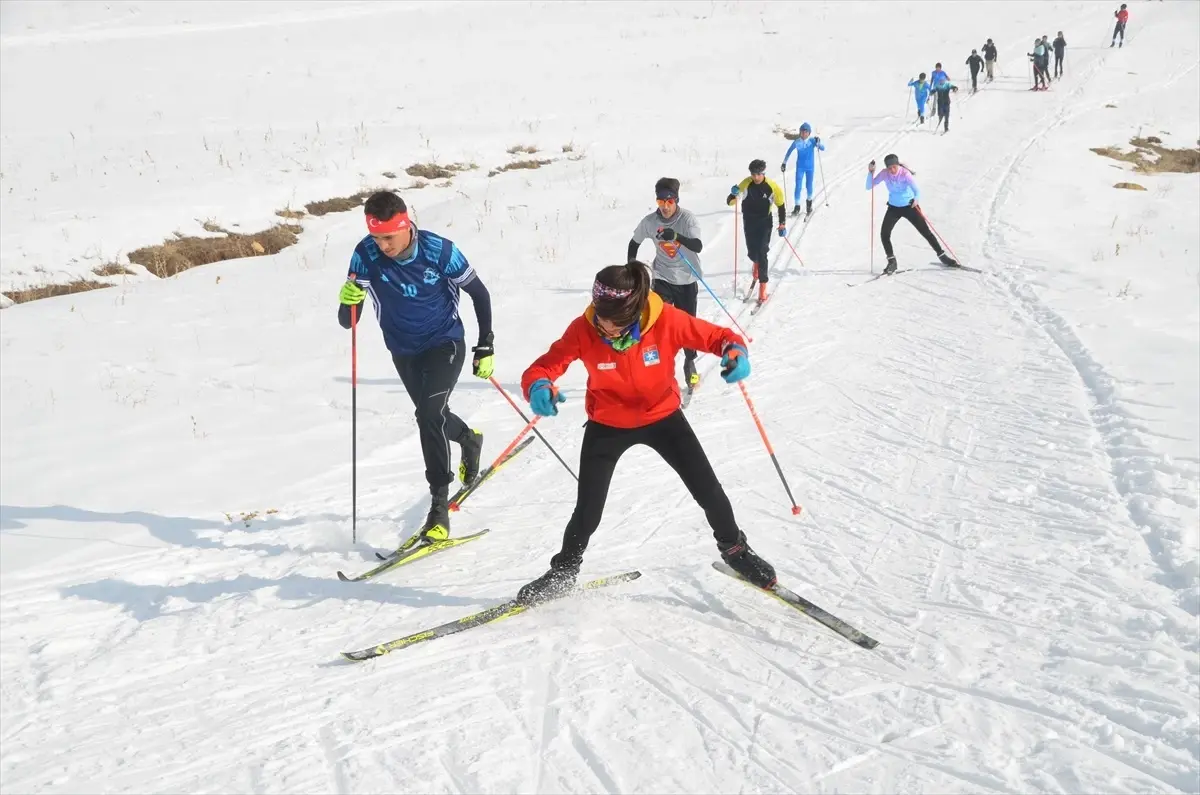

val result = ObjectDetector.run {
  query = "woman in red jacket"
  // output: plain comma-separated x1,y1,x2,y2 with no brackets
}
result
517,260,777,603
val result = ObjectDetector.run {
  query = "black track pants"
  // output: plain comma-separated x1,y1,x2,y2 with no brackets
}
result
550,410,740,568
391,339,468,491
652,279,699,364
743,215,774,283
880,204,943,259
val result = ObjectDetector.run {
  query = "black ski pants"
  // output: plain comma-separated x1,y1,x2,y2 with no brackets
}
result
1112,21,1125,44
391,339,468,492
1054,51,1064,76
550,410,740,569
652,279,699,365
970,69,980,91
743,214,774,283
880,204,942,259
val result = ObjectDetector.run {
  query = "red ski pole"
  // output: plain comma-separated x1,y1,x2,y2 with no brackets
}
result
737,382,802,516
780,235,807,269
733,198,740,295
915,206,961,263
488,377,578,481
450,416,539,511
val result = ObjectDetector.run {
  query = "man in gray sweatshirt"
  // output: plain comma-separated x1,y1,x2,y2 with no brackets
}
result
627,177,704,388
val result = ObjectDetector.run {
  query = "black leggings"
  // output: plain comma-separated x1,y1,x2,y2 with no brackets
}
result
743,215,774,283
391,339,468,491
1054,52,1064,76
880,204,943,259
551,410,740,568
1113,21,1125,43
652,279,699,364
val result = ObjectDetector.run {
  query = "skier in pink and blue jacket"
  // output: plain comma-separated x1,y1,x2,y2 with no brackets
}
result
866,154,958,274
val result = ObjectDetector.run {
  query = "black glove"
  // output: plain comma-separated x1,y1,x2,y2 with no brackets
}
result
471,332,495,379
908,198,916,207
813,136,821,145
657,227,678,242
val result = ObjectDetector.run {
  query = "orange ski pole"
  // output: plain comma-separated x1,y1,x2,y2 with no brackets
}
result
489,376,578,481
450,416,539,512
738,382,802,516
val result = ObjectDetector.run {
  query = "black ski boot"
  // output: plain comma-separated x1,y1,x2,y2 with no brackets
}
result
805,199,813,217
938,251,960,268
419,485,450,541
719,532,776,589
457,428,484,485
884,256,898,275
791,205,803,218
517,560,580,604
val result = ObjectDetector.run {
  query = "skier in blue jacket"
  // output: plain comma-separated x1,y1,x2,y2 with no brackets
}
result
908,74,931,124
780,122,825,218
930,63,950,89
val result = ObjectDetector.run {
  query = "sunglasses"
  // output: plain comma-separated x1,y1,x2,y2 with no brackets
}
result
656,197,677,207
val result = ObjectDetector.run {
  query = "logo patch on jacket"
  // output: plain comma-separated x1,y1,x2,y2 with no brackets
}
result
642,345,660,366
423,267,440,285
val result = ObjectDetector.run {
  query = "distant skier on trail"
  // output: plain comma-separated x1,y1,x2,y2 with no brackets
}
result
628,177,704,390
908,73,931,124
727,159,787,305
965,49,984,93
515,260,776,603
931,79,959,132
931,63,950,89
1029,38,1049,90
1112,4,1128,47
337,191,493,544
982,39,998,82
866,154,958,274
780,122,825,219
1053,32,1067,77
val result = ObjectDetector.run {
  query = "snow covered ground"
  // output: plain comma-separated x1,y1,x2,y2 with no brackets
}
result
2,1,1198,793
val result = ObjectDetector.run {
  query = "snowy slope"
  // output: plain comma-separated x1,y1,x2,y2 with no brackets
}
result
2,2,1198,794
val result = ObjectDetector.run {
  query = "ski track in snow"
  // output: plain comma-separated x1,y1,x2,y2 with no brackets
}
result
2,2,1198,794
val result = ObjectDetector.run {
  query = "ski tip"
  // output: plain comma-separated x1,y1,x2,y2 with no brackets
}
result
336,571,352,582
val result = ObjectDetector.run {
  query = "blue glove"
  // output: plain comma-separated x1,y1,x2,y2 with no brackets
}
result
720,344,750,384
777,225,787,238
730,185,740,196
529,378,566,417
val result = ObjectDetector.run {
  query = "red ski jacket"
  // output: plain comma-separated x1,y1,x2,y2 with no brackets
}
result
1116,8,1129,23
521,292,745,429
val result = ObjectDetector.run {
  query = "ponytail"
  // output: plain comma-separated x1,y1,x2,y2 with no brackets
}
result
592,260,651,327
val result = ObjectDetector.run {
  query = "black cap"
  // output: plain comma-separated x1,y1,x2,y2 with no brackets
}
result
883,153,900,167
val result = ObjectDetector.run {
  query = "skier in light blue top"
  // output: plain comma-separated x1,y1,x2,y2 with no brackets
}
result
908,73,931,124
866,153,958,274
780,122,826,218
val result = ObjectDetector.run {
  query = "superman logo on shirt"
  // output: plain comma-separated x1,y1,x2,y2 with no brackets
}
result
658,240,681,258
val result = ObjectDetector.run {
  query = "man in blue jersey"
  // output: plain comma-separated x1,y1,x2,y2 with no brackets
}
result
337,192,495,542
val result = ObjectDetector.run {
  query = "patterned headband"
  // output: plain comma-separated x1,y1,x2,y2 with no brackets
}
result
592,281,632,302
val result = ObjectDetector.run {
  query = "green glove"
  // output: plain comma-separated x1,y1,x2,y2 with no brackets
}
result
472,333,495,379
339,281,365,305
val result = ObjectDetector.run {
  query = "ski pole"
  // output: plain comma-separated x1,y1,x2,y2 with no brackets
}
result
733,198,740,295
870,181,875,274
488,376,578,481
677,250,753,343
450,416,539,511
915,207,961,263
816,146,828,207
737,382,802,516
350,299,358,544
779,235,807,269
904,85,912,120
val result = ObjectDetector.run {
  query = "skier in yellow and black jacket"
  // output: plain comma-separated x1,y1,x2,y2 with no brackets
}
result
726,159,786,303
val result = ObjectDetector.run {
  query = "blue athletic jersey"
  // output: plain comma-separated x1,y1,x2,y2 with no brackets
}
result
348,229,476,356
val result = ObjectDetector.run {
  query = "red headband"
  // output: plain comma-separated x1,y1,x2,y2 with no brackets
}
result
365,212,411,235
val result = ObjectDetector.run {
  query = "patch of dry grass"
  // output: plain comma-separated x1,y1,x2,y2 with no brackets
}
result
772,123,801,140
405,162,476,180
305,192,372,216
1091,135,1200,174
3,279,111,304
275,207,306,220
1114,182,1146,191
127,224,302,278
507,144,539,155
92,262,136,276
488,158,554,177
